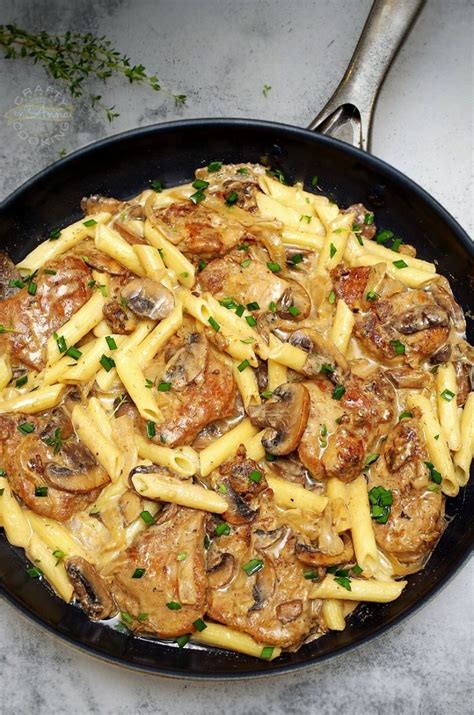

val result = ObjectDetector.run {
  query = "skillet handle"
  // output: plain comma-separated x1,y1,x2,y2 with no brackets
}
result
308,0,424,152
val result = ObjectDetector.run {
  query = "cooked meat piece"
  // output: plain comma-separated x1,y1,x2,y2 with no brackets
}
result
0,256,92,370
0,412,107,521
0,251,22,300
368,418,444,564
154,351,235,446
355,289,450,365
206,490,326,648
210,448,267,525
298,371,396,482
453,360,473,407
66,556,116,620
218,178,260,212
81,194,124,216
331,265,371,309
343,203,376,240
199,252,310,319
104,505,207,637
428,277,466,332
385,367,433,389
103,300,136,334
153,202,245,260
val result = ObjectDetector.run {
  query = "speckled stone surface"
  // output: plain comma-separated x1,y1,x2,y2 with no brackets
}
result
0,1,472,713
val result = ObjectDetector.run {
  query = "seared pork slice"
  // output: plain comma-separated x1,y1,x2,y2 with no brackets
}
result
105,506,207,637
331,264,371,310
298,371,396,482
153,202,246,260
0,412,108,521
368,418,444,564
206,490,326,649
355,289,450,365
0,251,22,301
0,256,92,370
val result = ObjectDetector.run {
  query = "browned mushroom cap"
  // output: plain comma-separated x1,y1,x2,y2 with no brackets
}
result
81,194,124,216
81,248,127,276
385,367,432,390
121,278,175,320
247,382,310,456
43,442,110,494
103,300,137,335
65,556,116,620
119,489,143,525
164,332,208,390
392,304,449,335
428,277,466,331
221,479,258,525
249,559,276,612
207,553,237,589
277,281,311,321
295,534,354,567
288,328,349,381
276,599,303,624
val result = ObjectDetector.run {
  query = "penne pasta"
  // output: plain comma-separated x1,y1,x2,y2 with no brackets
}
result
267,335,288,390
135,434,199,478
144,219,195,288
0,476,32,548
352,253,433,288
266,474,328,513
135,303,183,369
346,476,379,574
0,353,12,390
313,575,407,602
322,599,346,631
71,404,122,481
131,471,228,513
95,223,145,276
315,211,354,276
95,320,154,392
199,418,259,477
191,622,281,660
114,351,163,423
45,291,105,365
0,383,65,414
436,363,461,451
330,299,354,356
266,335,307,372
233,360,261,408
454,393,474,486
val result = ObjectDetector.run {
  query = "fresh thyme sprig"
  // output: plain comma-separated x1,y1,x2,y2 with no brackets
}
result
0,24,186,121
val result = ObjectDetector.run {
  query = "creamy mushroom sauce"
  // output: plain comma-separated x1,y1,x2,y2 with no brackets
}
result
0,162,472,659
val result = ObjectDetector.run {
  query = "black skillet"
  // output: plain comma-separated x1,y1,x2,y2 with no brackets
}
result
0,0,472,679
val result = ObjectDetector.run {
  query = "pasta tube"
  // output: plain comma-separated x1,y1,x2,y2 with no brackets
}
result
199,418,259,477
0,476,32,548
27,533,73,601
131,472,227,513
0,354,12,390
316,211,353,276
114,351,163,423
454,393,474,486
135,304,183,369
330,299,354,356
233,361,261,408
191,622,281,660
266,335,307,372
352,254,433,289
71,404,122,480
0,383,65,414
313,575,407,602
327,477,351,533
346,476,379,574
45,291,105,365
95,223,145,276
436,363,461,451
95,320,154,392
321,599,346,631
135,434,199,478
144,220,195,288
266,474,328,514
267,335,288,390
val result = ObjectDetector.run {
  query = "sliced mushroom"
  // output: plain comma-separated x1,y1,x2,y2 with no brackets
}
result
429,344,452,365
43,442,110,494
119,489,143,525
429,278,466,331
253,526,291,559
392,304,449,335
81,248,127,276
221,479,258,525
295,534,354,567
269,458,315,487
288,328,349,381
277,281,311,321
454,360,473,407
385,367,432,389
207,553,236,589
247,382,310,456
249,559,276,611
164,332,208,390
121,278,175,321
276,599,303,624
66,556,116,620
81,194,124,216
103,300,136,335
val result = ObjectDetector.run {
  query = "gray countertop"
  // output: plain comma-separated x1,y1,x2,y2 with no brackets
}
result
0,1,472,713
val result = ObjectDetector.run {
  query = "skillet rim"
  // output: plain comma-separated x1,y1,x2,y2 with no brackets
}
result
0,117,472,680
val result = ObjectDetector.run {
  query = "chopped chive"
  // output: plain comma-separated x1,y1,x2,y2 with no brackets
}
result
249,469,262,483
87,279,97,289
434,434,440,440
240,258,251,268
267,262,281,273
0,469,6,476
99,354,115,371
375,229,393,244
237,359,250,372
329,243,337,259
260,390,273,399
332,384,345,400
15,375,28,388
140,510,155,525
303,569,318,580
268,301,276,312
368,485,393,523
425,461,442,484
352,222,361,234
192,618,207,632
132,568,146,579
52,549,65,565
43,427,63,454
220,297,238,309
150,179,163,192
43,268,57,275
158,381,172,392
226,191,239,206
49,228,61,240
288,306,300,317
177,552,187,561
215,522,231,537
290,253,304,265
242,558,264,576
351,564,363,576
65,346,82,360
166,601,182,610
246,301,260,311
208,316,220,332
391,238,402,252
393,259,408,269
9,278,24,288
192,179,209,190
364,453,379,467
328,290,336,304
35,485,48,497
27,566,43,578
366,290,378,301
334,576,352,591
260,646,274,660
137,612,148,622
440,389,455,402
83,219,97,227
121,611,133,624
190,189,206,204
237,167,249,174
300,214,312,224
265,451,276,462
198,259,207,272
175,634,190,648
320,363,335,374
237,243,250,252
241,338,254,344
390,339,406,355
204,534,211,550
53,332,67,353
311,175,318,187
18,422,35,435
146,421,156,438
0,325,15,333
356,234,364,246
105,336,117,350
364,213,374,226
266,168,287,184
245,315,257,327
207,161,222,173
217,483,228,495
235,304,245,317
399,410,413,420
